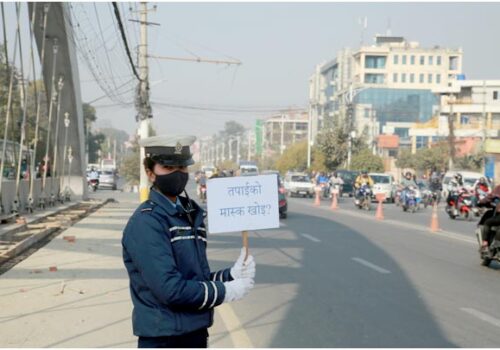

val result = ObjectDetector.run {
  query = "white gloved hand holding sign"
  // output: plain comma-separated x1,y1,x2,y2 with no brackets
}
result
230,248,256,280
223,277,254,303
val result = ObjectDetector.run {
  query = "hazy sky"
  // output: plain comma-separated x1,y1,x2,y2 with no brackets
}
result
4,2,500,139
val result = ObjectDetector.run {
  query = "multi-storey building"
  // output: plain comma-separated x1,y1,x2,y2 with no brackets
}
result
260,110,309,156
309,35,464,142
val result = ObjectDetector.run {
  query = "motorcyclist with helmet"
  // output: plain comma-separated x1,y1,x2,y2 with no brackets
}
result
354,171,374,201
473,177,491,202
329,171,344,197
446,173,467,214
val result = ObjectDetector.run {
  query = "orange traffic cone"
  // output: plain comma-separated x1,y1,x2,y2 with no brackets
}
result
331,192,339,210
375,198,384,220
430,202,439,232
314,188,321,206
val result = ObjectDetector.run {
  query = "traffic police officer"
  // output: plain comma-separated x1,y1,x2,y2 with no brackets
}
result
122,135,256,348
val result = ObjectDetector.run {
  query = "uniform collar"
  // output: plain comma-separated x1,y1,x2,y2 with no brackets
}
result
149,187,204,223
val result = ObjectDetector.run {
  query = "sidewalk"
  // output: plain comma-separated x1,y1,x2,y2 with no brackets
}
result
0,192,236,348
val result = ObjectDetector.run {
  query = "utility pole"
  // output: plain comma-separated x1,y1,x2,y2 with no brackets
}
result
447,93,456,170
236,135,241,164
280,114,285,155
136,2,155,203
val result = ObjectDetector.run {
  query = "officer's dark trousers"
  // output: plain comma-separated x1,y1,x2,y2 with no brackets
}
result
138,328,208,348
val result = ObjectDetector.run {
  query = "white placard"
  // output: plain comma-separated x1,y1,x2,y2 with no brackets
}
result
206,174,279,234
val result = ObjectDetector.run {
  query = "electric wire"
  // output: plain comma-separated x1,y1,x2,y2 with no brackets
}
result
111,2,142,82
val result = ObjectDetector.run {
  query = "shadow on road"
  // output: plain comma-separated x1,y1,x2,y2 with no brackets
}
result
208,203,456,347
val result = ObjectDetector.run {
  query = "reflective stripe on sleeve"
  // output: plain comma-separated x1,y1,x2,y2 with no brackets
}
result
209,281,218,308
199,282,209,310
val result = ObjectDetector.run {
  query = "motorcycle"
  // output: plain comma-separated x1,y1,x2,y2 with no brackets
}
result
354,185,372,211
319,182,330,199
475,202,500,267
472,187,490,217
401,186,418,213
88,179,98,192
395,189,402,207
446,189,473,220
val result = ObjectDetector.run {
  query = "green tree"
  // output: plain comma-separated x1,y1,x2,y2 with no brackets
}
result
351,148,384,172
316,122,368,171
455,152,484,172
413,143,449,172
395,149,416,169
275,141,308,174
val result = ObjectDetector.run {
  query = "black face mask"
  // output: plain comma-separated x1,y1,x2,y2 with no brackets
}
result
154,171,189,197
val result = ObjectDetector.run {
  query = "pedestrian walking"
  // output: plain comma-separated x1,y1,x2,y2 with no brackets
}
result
122,135,256,348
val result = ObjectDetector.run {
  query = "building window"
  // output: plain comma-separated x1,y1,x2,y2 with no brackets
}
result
410,55,415,65
365,56,387,69
401,73,406,83
436,74,441,84
428,56,433,65
410,73,415,83
420,56,425,65
364,73,385,84
494,91,498,100
393,73,398,83
437,56,442,65
402,55,407,65
449,56,459,70
419,73,424,83
393,55,399,65
428,74,433,83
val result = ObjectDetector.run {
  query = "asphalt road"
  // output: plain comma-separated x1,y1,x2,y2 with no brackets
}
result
89,177,500,347
200,180,500,347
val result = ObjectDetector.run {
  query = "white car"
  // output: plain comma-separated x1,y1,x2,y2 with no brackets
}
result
369,173,396,202
284,173,315,198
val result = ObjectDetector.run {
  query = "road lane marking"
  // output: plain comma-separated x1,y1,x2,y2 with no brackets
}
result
216,303,254,347
292,198,476,245
461,308,500,328
301,234,321,243
352,257,391,274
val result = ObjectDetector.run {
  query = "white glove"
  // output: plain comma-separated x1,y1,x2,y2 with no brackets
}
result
230,248,256,280
223,277,254,303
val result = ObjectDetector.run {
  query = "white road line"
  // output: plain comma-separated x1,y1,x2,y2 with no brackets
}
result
461,308,500,328
216,303,254,347
294,198,476,245
301,234,321,243
351,257,391,274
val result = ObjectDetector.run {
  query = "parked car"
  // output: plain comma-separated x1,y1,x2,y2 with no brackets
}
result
98,170,118,190
336,170,359,197
283,172,315,198
369,173,396,202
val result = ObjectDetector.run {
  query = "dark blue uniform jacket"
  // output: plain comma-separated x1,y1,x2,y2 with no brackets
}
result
122,188,233,337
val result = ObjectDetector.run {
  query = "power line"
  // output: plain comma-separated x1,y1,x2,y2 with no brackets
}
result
111,2,142,82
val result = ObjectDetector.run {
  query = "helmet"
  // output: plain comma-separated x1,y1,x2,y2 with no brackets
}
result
454,173,463,182
361,170,368,175
479,177,486,184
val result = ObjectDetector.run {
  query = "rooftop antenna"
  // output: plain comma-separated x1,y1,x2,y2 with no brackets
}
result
386,17,392,36
358,16,367,46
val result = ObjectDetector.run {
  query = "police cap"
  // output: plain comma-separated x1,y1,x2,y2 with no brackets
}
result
139,135,196,166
